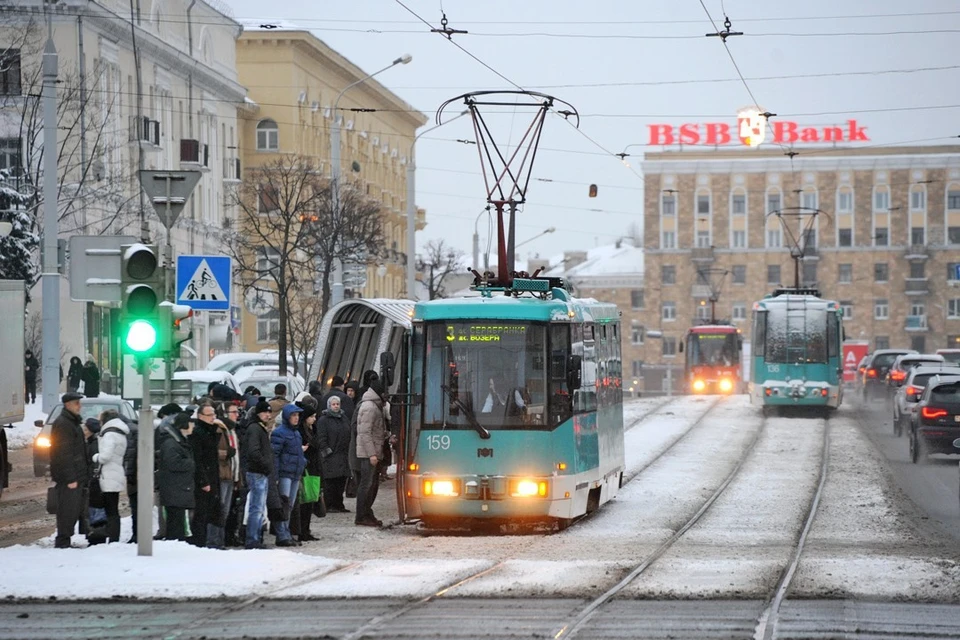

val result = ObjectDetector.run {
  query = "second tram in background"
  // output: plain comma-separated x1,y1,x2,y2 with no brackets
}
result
749,287,844,414
680,323,744,394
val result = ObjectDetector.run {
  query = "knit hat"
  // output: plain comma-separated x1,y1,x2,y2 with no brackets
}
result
254,396,272,415
84,418,101,434
158,402,184,419
173,412,193,431
299,405,317,422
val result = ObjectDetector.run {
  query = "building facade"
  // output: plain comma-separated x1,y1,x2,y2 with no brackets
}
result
0,0,245,383
235,27,426,351
635,145,960,393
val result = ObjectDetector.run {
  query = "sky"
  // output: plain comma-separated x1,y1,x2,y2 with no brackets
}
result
223,0,960,267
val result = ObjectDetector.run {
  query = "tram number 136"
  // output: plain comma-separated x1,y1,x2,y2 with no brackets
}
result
427,435,451,450
766,364,780,373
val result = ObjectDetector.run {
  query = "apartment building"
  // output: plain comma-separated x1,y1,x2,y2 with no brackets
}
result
634,144,960,392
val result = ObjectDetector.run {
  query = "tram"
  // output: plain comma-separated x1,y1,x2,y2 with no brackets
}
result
396,277,624,529
749,287,844,412
680,323,743,394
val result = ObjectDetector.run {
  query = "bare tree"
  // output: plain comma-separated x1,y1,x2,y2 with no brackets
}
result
418,239,465,300
285,279,324,379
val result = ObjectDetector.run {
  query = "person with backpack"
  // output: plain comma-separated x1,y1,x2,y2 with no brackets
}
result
93,410,129,544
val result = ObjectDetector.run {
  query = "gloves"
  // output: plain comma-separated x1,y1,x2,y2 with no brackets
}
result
226,445,237,459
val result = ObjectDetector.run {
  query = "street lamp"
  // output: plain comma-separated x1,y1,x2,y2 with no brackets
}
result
615,143,644,167
406,109,469,300
515,226,556,249
330,54,412,307
473,206,491,272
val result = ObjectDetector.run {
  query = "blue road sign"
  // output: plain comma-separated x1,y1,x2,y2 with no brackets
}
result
176,255,231,310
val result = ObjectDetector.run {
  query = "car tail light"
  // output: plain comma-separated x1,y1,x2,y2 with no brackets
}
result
905,386,922,397
867,368,877,378
891,371,906,382
921,407,948,420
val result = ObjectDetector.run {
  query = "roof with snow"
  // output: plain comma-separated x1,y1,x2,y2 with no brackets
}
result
541,238,644,281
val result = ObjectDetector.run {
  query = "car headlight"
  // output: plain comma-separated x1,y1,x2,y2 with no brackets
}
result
35,436,51,448
719,379,733,393
510,479,548,498
423,479,460,497
692,379,706,392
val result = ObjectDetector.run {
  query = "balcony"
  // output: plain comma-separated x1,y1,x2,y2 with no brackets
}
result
222,157,241,183
905,315,928,331
690,246,715,263
691,284,712,298
129,115,160,149
905,244,929,260
180,139,210,170
904,278,929,296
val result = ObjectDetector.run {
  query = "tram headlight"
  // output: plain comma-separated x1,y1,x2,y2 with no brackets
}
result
692,379,706,393
719,378,733,393
423,479,460,497
510,479,548,498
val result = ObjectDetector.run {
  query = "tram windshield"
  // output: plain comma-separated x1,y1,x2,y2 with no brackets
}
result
765,308,828,364
423,321,547,430
686,332,740,367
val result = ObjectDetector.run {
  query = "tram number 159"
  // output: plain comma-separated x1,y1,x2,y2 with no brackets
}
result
427,435,451,450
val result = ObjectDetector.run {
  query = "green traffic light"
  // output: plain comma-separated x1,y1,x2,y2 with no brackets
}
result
125,319,158,353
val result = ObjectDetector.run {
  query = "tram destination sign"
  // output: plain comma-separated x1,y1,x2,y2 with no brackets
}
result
446,324,527,343
647,107,870,148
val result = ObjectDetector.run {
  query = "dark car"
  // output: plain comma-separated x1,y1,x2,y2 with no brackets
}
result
33,397,138,477
861,349,917,401
908,373,960,464
892,364,960,437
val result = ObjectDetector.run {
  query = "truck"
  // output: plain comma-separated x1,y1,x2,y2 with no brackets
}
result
0,280,25,499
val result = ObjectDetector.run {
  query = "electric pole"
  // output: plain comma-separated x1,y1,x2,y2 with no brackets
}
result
41,33,60,413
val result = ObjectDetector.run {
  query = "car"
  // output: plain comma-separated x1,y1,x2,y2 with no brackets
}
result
233,366,305,400
936,349,960,365
892,364,960,437
33,396,138,477
885,354,946,398
173,370,240,403
908,373,960,464
861,349,917,401
207,352,299,376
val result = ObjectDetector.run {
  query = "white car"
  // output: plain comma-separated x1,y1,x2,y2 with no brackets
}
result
234,366,305,400
892,364,960,437
173,369,240,402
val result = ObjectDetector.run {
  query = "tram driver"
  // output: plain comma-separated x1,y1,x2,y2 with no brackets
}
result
481,377,528,416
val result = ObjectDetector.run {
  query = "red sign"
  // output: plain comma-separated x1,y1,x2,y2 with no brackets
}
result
647,118,869,147
842,341,870,383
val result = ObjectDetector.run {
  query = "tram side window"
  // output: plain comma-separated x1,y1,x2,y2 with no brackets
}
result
753,311,767,357
549,324,573,426
827,313,839,359
576,324,597,413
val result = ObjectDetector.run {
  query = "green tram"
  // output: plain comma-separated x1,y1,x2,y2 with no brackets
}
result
749,288,845,413
397,278,624,529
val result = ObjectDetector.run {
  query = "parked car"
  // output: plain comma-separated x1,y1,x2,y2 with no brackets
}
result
935,349,960,365
892,364,960,437
207,352,302,376
861,349,917,401
233,366,305,400
908,373,960,464
33,396,138,477
172,370,240,403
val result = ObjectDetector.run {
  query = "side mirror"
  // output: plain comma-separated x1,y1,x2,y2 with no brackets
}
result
34,420,44,428
379,351,396,388
567,355,582,391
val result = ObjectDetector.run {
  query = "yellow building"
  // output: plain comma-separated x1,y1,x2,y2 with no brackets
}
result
235,26,426,351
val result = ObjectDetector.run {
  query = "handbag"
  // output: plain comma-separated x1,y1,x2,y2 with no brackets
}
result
46,486,58,515
300,473,321,504
345,475,357,498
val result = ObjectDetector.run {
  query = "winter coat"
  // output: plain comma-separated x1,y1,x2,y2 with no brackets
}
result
80,361,100,397
268,395,287,424
316,410,351,479
123,420,138,492
23,353,39,382
298,420,322,477
66,357,83,389
243,420,274,476
189,420,221,491
94,418,129,493
356,387,388,460
217,421,239,483
209,384,243,403
320,388,354,422
157,425,196,509
271,407,306,480
50,407,87,485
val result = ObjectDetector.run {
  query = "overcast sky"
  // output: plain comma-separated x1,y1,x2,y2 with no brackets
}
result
225,0,960,266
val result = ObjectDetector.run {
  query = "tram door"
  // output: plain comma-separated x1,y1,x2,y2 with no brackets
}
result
389,330,413,523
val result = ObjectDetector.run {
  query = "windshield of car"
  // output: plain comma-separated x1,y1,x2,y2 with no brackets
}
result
930,382,960,404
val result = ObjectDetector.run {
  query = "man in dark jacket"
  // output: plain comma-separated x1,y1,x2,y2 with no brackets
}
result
157,413,196,541
320,376,354,422
24,350,40,404
50,392,87,548
80,355,100,398
189,402,222,547
243,398,274,549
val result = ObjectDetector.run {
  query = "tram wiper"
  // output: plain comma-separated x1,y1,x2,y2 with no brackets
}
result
441,384,491,439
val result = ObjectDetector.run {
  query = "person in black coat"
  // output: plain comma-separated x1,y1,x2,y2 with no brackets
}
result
320,376,354,422
49,392,88,548
242,399,274,549
23,350,39,404
189,402,222,547
80,355,100,398
316,395,351,512
157,413,196,541
66,356,83,393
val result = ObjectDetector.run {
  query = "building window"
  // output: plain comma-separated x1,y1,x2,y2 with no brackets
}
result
949,263,960,281
948,299,960,319
802,261,817,286
874,188,889,210
910,190,926,210
767,264,780,285
662,302,676,322
0,138,20,175
732,230,746,248
662,337,677,357
767,228,781,248
911,227,925,245
911,302,926,319
837,228,852,247
909,261,925,279
874,263,888,282
802,228,817,250
948,190,960,210
0,49,21,96
256,310,280,343
258,184,279,214
838,263,852,283
911,336,926,352
662,194,676,216
732,264,746,284
950,226,960,245
256,119,279,151
696,230,710,248
630,289,644,309
631,326,644,345
732,193,746,215
874,299,889,320
697,194,711,216
875,336,890,350
695,302,710,321
661,230,676,249
256,247,280,275
767,192,781,213
840,301,853,320
732,303,746,321
837,190,853,212
802,191,818,210
631,360,644,377
948,335,960,349
874,227,889,246
661,265,676,285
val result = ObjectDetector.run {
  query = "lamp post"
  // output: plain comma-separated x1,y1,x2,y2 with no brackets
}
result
472,206,491,272
615,143,644,167
406,109,468,300
515,226,556,250
330,54,411,307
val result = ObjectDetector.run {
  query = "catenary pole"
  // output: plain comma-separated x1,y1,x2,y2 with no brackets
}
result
40,33,60,413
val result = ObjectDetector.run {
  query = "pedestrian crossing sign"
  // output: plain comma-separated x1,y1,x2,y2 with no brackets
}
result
176,255,231,310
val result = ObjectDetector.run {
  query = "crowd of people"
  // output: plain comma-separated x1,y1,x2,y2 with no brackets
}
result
23,351,101,404
46,370,394,549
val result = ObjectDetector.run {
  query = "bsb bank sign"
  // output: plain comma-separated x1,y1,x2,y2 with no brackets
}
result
647,107,870,147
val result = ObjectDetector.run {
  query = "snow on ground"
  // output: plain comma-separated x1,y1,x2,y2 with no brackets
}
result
278,559,492,598
791,554,960,602
449,560,627,598
621,396,672,428
4,402,45,449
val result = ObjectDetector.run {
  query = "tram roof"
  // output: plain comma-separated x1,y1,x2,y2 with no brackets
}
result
688,324,741,334
754,294,838,310
414,293,619,323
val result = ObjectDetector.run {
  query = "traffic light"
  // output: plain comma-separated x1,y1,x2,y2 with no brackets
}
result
158,302,193,355
120,244,164,357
